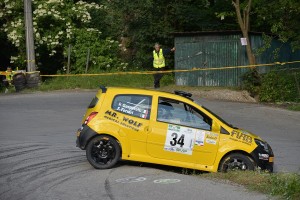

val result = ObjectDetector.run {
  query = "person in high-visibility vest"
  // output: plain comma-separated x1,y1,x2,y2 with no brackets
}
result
152,43,175,89
3,67,14,93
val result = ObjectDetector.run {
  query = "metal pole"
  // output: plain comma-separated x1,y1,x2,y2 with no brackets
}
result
85,48,90,73
67,44,71,74
24,0,36,72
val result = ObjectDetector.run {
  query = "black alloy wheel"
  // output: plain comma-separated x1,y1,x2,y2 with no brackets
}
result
86,135,121,169
218,153,255,172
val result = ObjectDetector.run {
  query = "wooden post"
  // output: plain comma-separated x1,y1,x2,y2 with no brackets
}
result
24,0,36,72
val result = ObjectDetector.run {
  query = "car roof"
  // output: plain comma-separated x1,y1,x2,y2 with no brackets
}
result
99,86,194,102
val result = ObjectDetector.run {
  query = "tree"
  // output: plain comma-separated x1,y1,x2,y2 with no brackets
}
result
103,0,223,69
232,0,256,65
255,0,300,51
0,0,123,74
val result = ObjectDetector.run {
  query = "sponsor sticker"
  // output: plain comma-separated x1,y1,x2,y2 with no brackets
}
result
104,110,143,132
258,153,269,160
205,132,218,145
164,125,196,155
230,130,253,145
195,130,205,146
164,125,220,154
116,101,149,119
205,138,217,145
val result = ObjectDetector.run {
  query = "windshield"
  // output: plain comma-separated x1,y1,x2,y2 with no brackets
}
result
195,101,237,129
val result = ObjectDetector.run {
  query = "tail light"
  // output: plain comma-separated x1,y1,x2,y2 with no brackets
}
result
84,112,98,125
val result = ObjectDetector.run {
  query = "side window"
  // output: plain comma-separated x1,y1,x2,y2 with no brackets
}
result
157,97,212,130
112,95,152,119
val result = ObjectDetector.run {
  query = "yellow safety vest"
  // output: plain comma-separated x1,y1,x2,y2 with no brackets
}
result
5,70,14,81
153,49,165,68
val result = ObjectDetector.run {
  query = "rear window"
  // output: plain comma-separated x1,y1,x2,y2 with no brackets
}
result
112,95,152,119
88,96,99,108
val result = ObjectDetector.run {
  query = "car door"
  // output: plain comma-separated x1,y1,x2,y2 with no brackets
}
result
146,96,219,165
111,94,152,156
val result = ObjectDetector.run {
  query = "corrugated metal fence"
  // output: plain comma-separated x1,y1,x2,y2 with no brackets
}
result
174,32,300,87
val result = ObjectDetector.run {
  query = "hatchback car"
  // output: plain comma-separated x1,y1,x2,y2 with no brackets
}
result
76,86,274,172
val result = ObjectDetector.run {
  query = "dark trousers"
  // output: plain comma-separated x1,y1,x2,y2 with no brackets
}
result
153,68,164,88
2,80,10,88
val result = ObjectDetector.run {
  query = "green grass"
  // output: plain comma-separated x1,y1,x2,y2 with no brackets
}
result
36,74,240,94
0,73,238,94
200,171,300,200
38,73,174,91
287,104,300,111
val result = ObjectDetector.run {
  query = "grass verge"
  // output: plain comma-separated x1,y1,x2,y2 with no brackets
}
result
287,104,300,111
38,74,174,91
201,171,300,200
35,74,239,96
0,74,242,95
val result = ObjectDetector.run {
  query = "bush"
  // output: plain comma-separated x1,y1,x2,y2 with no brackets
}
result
259,71,300,102
241,69,261,97
70,29,126,74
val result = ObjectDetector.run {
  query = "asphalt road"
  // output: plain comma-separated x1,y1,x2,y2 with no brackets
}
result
0,91,299,200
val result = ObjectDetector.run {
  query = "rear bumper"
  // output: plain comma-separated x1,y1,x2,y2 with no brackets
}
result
76,125,97,150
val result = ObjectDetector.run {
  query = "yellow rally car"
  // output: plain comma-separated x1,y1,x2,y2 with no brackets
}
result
76,86,274,172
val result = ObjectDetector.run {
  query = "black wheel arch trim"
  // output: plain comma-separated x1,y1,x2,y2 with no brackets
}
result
77,126,122,153
77,126,98,150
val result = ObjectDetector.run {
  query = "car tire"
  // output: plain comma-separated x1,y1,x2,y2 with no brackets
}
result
86,135,121,169
218,153,255,172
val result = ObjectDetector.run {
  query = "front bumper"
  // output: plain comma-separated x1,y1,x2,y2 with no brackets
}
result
251,142,274,172
76,125,97,150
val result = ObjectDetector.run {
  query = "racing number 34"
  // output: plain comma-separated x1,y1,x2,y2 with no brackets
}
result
170,133,185,147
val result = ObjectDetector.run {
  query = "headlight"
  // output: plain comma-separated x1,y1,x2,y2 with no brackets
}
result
255,139,270,153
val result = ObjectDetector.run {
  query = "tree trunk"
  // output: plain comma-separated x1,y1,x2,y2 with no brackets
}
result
243,31,256,66
232,0,256,66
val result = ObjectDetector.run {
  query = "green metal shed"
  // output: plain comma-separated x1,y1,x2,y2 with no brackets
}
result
173,31,300,87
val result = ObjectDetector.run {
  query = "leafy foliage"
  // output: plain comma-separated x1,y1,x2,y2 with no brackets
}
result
1,0,300,78
0,0,123,73
241,69,261,97
255,0,300,51
242,68,300,102
102,0,236,69
259,71,300,102
70,29,125,73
